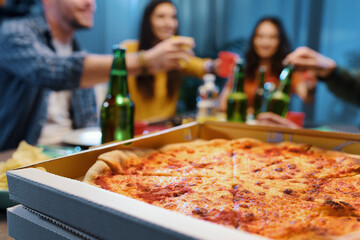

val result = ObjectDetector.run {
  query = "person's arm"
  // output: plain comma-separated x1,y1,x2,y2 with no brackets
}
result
319,67,360,106
285,46,360,105
1,19,197,90
79,54,113,88
284,46,337,78
125,37,195,77
80,37,197,87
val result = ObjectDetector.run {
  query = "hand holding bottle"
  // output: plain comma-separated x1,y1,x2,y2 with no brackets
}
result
284,46,336,78
143,36,195,73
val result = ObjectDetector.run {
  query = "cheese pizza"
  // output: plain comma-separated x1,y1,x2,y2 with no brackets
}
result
84,138,360,240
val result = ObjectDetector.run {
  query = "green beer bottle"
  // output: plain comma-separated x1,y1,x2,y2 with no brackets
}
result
227,61,248,122
253,66,266,117
266,65,294,117
101,46,134,143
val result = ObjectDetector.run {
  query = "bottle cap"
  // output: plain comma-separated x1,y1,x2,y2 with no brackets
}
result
112,45,126,53
203,74,216,82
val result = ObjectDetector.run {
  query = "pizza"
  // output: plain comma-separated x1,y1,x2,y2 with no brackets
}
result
84,138,360,240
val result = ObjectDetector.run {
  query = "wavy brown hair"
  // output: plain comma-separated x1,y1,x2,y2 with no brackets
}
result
137,0,182,100
245,17,291,79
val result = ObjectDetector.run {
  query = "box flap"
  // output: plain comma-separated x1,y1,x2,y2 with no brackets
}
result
200,122,360,154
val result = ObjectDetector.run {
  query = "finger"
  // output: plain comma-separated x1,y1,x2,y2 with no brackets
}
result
257,112,299,129
161,59,183,71
288,58,320,70
257,119,299,129
166,44,194,56
284,46,317,64
256,119,280,127
167,52,191,63
170,36,195,49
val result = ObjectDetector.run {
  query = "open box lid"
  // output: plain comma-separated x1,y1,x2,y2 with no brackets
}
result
10,121,360,180
7,121,360,240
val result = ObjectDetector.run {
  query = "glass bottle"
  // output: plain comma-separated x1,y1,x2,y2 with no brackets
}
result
266,65,294,117
253,66,266,117
196,74,223,123
227,60,248,122
100,46,134,143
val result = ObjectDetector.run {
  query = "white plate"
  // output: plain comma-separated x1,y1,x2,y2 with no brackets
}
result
62,127,101,147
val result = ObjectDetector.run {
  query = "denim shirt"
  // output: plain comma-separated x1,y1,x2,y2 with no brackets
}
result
0,15,98,150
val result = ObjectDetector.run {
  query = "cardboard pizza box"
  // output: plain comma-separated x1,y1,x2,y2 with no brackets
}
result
7,205,95,240
6,121,360,240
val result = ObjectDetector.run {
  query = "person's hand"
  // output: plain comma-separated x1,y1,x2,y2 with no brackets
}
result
256,112,300,129
293,70,317,103
284,46,337,79
144,37,195,73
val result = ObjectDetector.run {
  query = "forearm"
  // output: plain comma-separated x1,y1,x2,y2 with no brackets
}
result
321,67,360,106
182,57,213,78
80,54,113,88
124,52,144,77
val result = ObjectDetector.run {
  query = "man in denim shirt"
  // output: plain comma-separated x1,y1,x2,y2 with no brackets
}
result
0,0,195,150
0,0,108,150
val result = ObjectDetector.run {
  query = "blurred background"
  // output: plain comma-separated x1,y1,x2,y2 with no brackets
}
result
3,0,360,126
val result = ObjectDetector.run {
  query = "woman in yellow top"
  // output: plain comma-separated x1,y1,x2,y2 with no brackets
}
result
122,0,216,122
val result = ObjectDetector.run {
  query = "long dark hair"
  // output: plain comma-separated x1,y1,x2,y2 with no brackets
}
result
137,0,181,99
245,17,291,80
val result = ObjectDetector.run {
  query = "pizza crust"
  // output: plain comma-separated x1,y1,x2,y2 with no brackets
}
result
83,160,111,186
97,148,156,174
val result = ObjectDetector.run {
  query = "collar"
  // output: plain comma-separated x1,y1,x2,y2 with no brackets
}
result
32,14,80,52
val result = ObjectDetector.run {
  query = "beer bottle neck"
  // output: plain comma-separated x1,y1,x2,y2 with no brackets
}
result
108,50,129,96
278,66,294,95
232,67,245,93
259,69,265,87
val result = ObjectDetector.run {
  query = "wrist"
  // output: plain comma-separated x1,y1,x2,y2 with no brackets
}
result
318,58,337,79
137,50,149,75
204,59,215,74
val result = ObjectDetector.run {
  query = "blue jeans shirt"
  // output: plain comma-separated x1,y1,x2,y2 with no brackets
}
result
0,15,98,150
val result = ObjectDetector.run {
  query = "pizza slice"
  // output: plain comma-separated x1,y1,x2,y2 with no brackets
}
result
233,141,360,180
93,139,234,178
230,178,319,239
85,173,237,228
232,178,360,239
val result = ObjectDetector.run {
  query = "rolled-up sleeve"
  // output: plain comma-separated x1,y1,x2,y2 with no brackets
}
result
182,56,208,79
0,18,86,91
